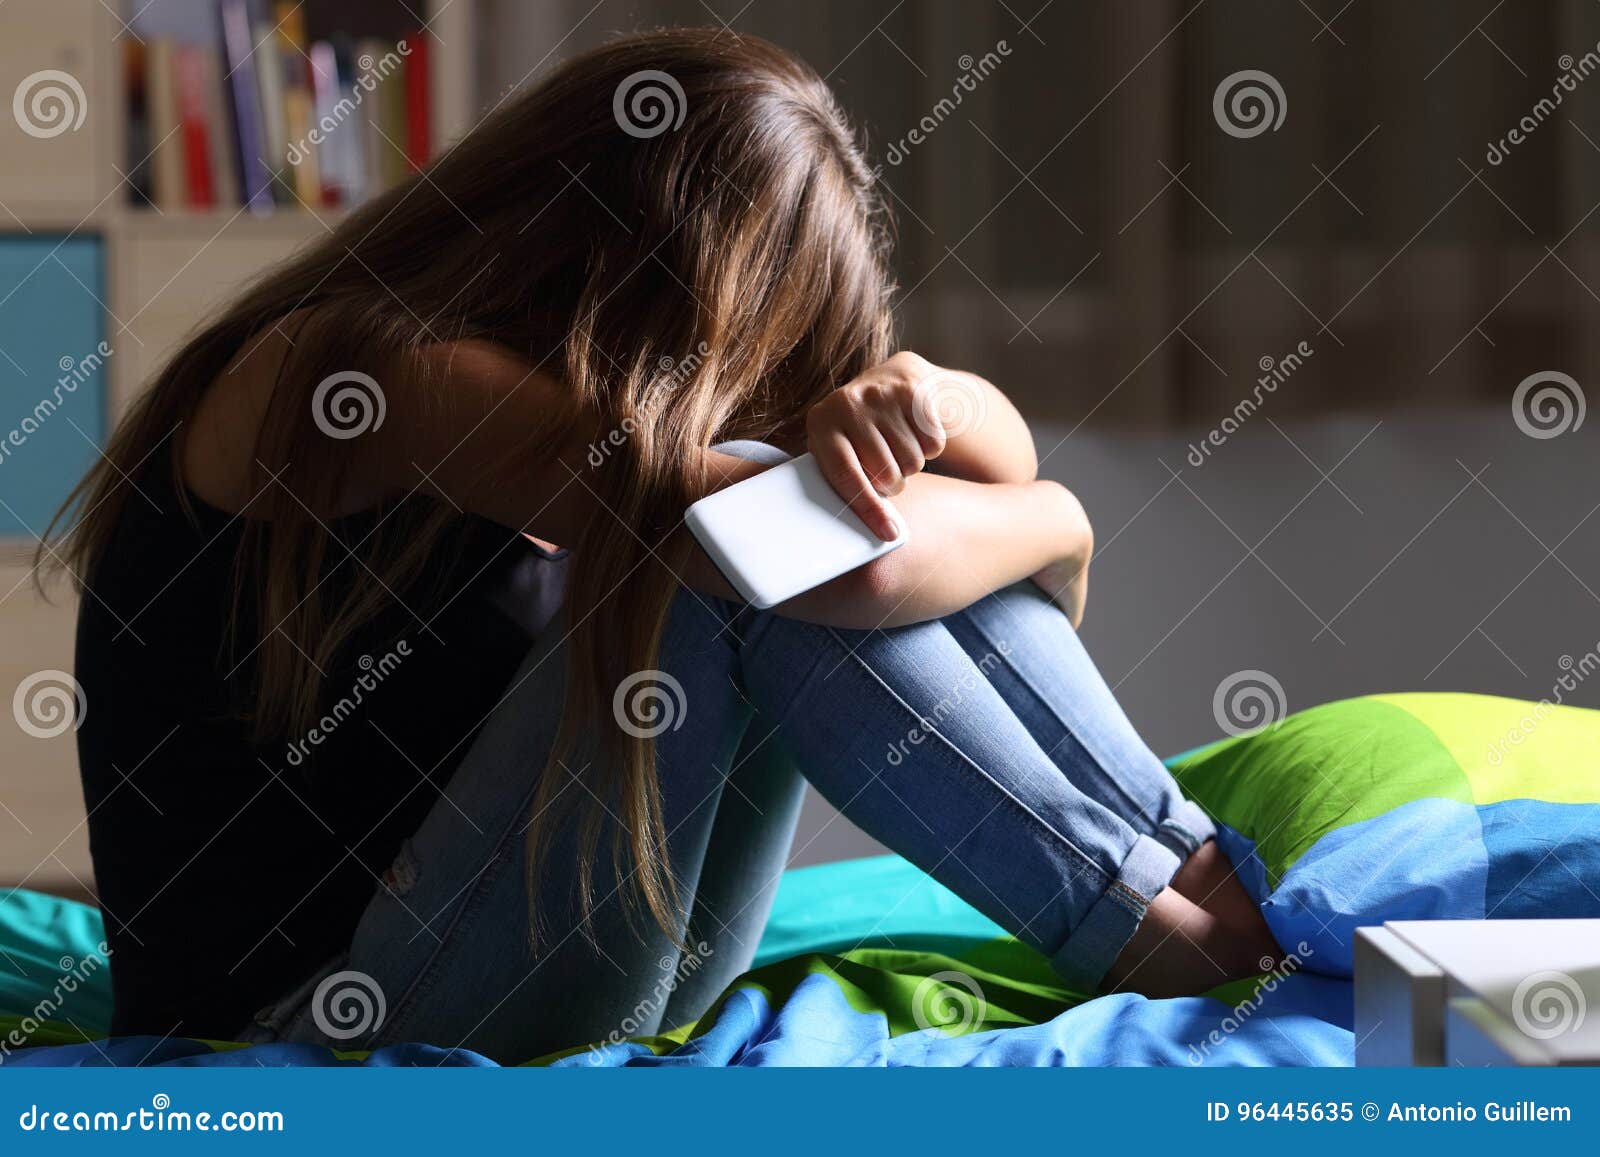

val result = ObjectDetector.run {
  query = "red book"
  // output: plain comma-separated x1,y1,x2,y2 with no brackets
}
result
404,32,430,169
175,45,215,208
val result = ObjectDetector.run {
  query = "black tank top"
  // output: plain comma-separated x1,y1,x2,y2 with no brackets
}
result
74,451,566,1038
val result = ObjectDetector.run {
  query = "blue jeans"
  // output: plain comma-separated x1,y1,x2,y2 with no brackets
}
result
255,578,1214,1061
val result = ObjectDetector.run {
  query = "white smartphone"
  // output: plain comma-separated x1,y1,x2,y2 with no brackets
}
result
685,453,907,609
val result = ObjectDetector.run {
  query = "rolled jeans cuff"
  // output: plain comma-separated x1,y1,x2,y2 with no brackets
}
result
1154,798,1216,858
1048,833,1181,993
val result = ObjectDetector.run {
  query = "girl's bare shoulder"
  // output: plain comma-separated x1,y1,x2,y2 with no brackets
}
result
181,314,306,512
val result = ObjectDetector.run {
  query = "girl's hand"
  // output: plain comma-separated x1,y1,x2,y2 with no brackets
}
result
806,351,951,540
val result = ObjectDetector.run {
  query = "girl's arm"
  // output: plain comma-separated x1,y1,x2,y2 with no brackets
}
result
940,380,1037,484
910,367,1037,486
347,341,1085,630
745,473,1089,630
789,349,1088,626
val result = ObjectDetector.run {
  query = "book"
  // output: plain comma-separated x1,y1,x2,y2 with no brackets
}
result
199,48,241,210
332,37,366,206
357,39,390,196
405,32,429,170
308,40,345,206
122,39,153,207
377,46,411,191
125,5,426,214
175,45,215,208
253,10,290,203
219,0,275,214
145,39,184,210
274,2,321,206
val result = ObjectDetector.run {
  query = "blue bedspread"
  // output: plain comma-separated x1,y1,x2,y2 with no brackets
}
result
9,693,1593,1067
560,971,1355,1068
9,971,1354,1068
3,855,1355,1068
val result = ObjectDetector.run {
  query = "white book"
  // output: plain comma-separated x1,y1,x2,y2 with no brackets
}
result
356,39,389,198
253,20,289,201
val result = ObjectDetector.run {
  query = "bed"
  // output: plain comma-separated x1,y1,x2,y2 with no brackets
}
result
4,692,1595,1067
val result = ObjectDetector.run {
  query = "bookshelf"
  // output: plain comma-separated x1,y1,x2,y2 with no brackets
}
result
0,0,482,894
14,0,478,414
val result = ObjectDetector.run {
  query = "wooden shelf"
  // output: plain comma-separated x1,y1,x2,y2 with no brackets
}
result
0,0,482,890
113,204,350,235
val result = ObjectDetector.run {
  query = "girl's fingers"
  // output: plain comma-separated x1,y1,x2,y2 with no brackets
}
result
812,429,901,541
915,414,948,460
848,420,906,497
880,418,929,482
906,374,952,458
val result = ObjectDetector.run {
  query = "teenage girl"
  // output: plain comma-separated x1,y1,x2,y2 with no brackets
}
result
56,29,1279,1061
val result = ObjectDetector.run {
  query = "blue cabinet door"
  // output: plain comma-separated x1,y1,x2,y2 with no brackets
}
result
0,237,108,538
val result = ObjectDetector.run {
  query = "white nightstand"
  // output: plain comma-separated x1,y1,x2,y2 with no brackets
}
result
1355,919,1600,1066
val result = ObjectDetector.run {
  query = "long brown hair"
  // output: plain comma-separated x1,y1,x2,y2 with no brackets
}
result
43,29,895,943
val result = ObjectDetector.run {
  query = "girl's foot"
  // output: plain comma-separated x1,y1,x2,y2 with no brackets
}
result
1100,888,1232,997
1171,839,1282,967
1098,842,1283,999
